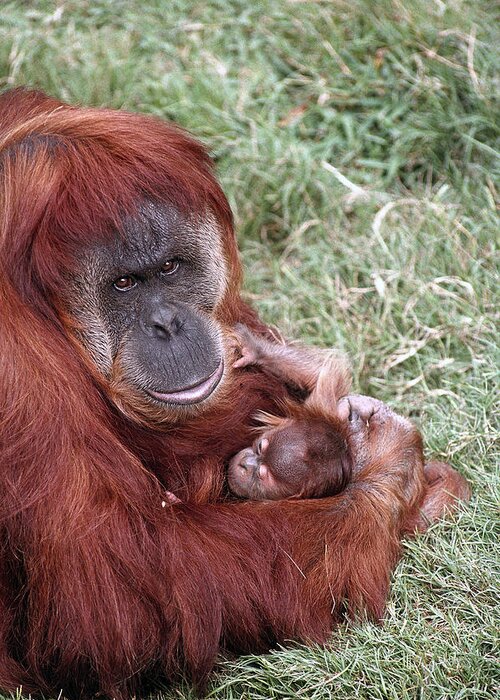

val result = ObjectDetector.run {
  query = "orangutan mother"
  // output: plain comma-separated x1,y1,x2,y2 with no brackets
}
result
0,88,465,698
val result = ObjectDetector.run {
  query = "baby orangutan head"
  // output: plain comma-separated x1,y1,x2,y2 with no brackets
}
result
228,412,353,500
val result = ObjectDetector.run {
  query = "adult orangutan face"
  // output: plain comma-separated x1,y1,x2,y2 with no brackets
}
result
64,202,230,421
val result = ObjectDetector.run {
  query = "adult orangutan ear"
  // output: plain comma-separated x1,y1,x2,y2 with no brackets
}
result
304,352,352,417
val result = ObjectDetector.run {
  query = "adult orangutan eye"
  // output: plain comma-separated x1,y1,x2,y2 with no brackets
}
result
160,259,180,276
113,275,137,291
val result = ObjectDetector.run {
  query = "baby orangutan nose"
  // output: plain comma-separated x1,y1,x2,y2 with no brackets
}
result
239,447,259,471
238,448,259,472
228,439,278,499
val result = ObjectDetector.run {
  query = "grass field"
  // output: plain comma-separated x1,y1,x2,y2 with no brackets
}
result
1,1,498,698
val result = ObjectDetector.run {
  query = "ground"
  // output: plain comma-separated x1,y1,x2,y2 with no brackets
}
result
0,1,498,698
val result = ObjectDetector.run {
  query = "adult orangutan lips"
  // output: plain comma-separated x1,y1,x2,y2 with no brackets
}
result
147,359,224,405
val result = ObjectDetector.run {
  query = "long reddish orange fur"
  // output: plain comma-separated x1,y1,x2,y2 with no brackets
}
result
0,88,466,699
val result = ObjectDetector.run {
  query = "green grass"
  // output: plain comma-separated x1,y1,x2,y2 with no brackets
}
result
1,0,498,698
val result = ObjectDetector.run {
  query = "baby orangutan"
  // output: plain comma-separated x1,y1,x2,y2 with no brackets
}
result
229,325,353,500
229,325,470,533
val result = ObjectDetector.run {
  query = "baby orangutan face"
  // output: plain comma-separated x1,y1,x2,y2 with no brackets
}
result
228,418,352,500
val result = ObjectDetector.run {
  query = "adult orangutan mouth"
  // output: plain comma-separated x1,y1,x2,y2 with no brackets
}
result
148,359,224,405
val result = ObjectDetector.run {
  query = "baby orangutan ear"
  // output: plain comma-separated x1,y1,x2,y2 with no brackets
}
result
304,352,352,417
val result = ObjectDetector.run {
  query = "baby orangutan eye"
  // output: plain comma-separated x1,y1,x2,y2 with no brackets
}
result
255,437,269,456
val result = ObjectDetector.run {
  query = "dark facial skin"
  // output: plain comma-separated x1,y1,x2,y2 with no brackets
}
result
64,202,228,409
228,418,352,500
